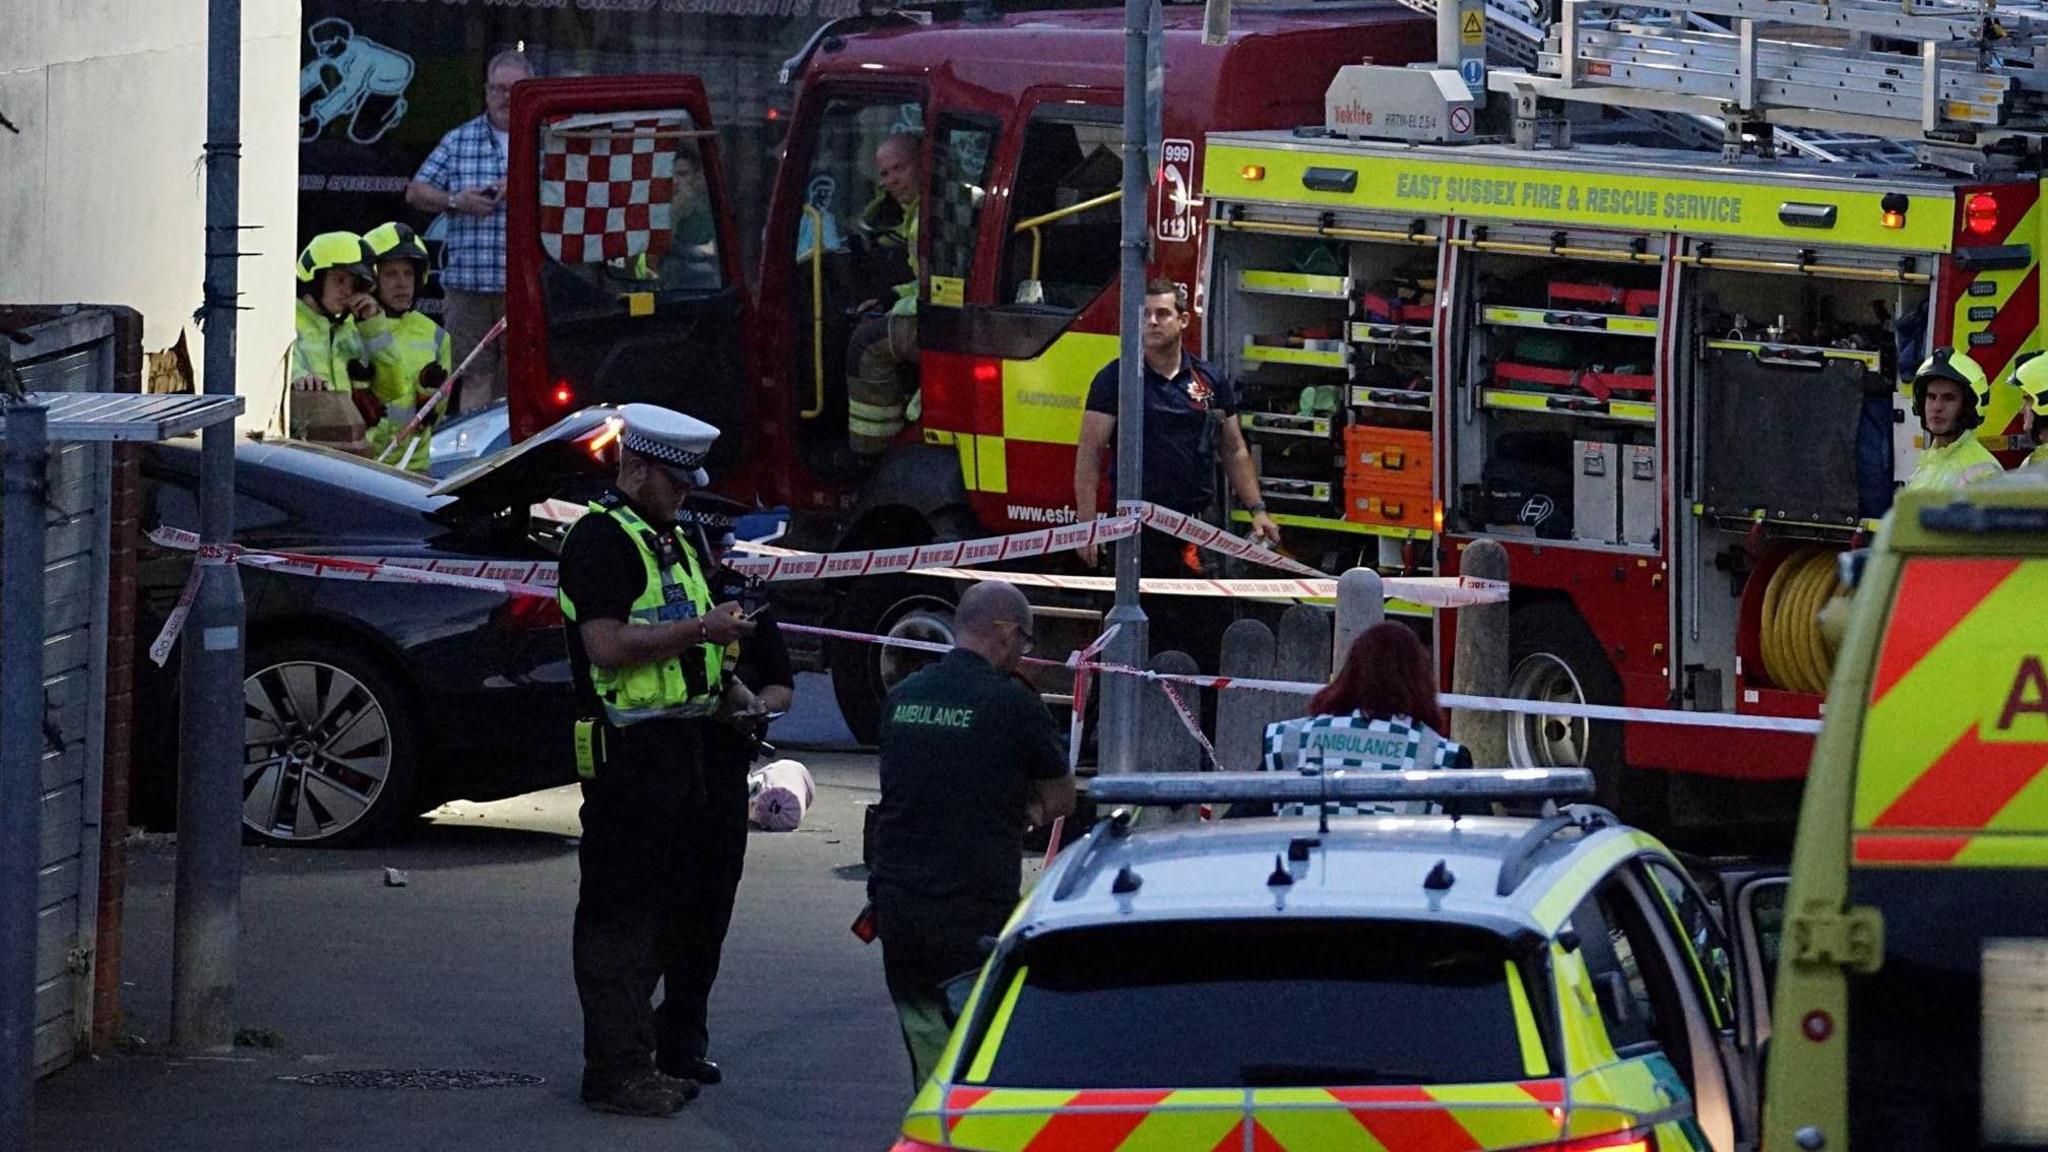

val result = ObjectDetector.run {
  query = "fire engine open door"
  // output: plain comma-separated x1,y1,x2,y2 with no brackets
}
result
505,77,748,474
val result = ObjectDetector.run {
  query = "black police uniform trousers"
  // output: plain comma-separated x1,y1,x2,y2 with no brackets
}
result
652,726,753,1068
573,716,708,1096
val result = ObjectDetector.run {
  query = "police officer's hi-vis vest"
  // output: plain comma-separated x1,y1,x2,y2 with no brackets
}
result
559,502,724,727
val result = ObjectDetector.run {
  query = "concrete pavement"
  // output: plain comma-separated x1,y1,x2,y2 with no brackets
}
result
32,740,913,1152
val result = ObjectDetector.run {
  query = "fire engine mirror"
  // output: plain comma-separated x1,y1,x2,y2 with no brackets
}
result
1301,166,1359,194
1777,202,1838,230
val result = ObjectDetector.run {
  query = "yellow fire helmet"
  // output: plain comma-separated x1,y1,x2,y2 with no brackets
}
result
1912,346,1992,429
2009,350,2048,409
295,231,375,287
364,221,431,278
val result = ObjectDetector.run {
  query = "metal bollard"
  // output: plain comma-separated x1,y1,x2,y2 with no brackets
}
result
1333,567,1384,667
1452,539,1510,766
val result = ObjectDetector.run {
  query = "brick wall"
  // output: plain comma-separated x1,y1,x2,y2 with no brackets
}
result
91,308,145,1052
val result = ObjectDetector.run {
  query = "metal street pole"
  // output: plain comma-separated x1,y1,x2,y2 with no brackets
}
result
1098,0,1153,775
1,401,48,1150
173,0,247,1054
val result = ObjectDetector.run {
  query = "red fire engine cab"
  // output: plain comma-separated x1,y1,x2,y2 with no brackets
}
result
500,2,1435,737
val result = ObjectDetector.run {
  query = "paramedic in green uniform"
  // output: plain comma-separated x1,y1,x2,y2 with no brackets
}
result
867,582,1074,1088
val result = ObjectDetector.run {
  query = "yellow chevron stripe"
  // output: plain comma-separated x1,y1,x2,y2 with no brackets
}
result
1853,563,2040,824
1953,831,2048,866
1116,1090,1242,1150
1254,1088,1391,1152
1425,1084,1571,1148
1949,194,2039,445
948,1089,1077,1152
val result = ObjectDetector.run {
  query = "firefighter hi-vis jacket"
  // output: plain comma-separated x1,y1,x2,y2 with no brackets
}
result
357,309,450,470
290,297,371,393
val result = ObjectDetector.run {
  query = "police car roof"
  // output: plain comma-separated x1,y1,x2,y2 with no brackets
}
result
1018,812,1653,941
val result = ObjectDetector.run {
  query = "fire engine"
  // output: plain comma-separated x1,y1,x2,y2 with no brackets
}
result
1197,0,2048,827
498,1,1437,738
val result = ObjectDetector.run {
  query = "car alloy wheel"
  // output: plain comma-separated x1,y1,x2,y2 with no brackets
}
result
243,659,395,843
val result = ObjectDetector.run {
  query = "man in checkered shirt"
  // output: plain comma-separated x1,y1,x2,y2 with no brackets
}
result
405,49,532,413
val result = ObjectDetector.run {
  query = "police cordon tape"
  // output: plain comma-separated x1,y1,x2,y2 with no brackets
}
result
145,526,560,666
724,514,1143,581
770,621,1826,736
724,500,1507,608
142,519,1822,737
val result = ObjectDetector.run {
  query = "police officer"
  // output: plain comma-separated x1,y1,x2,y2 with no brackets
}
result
868,582,1073,1088
1904,348,2003,490
653,498,794,1089
555,404,752,1117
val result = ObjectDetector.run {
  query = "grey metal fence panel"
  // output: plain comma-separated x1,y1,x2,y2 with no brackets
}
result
8,319,112,1077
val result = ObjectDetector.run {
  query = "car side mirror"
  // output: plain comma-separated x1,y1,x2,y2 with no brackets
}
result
1596,971,1634,1025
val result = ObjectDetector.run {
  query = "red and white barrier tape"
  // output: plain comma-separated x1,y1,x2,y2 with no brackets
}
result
725,516,1141,581
146,527,558,666
145,543,235,667
1065,624,1122,772
725,519,1503,606
1118,501,1325,579
784,619,1823,736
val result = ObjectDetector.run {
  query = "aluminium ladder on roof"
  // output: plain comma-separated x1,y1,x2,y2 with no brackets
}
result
1501,0,2048,152
1388,0,1914,160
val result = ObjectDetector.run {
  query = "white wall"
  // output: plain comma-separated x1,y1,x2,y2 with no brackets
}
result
0,0,300,431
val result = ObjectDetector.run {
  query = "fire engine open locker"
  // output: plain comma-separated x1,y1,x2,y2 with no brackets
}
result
1200,125,2040,820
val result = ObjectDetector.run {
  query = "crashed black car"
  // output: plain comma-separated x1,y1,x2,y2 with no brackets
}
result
133,409,640,847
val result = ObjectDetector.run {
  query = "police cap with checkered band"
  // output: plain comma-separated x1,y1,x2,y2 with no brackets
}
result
617,402,717,487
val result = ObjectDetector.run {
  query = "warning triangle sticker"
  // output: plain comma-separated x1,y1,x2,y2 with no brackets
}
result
1461,10,1484,39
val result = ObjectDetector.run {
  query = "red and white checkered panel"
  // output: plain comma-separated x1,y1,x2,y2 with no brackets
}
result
539,115,680,264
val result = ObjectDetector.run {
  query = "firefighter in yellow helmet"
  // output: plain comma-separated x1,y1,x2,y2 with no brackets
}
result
290,231,382,449
1903,347,2003,490
359,222,451,471
2006,351,2048,468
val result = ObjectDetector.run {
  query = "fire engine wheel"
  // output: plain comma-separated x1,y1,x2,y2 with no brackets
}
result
240,639,417,848
1505,603,1628,812
830,579,958,746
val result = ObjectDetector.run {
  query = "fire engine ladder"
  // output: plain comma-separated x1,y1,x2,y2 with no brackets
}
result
1389,0,1912,161
1492,0,2048,169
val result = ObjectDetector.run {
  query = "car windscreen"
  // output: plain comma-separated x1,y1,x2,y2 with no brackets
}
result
958,918,1531,1089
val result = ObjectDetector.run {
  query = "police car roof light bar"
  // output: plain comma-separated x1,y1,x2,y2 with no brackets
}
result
1087,767,1596,807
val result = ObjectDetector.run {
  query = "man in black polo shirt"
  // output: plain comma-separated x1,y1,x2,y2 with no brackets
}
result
1073,278,1278,665
867,582,1073,1087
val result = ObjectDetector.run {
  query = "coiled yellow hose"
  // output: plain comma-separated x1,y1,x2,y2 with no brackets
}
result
1759,548,1843,695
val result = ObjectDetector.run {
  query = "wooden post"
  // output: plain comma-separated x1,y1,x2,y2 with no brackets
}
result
1452,539,1511,766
